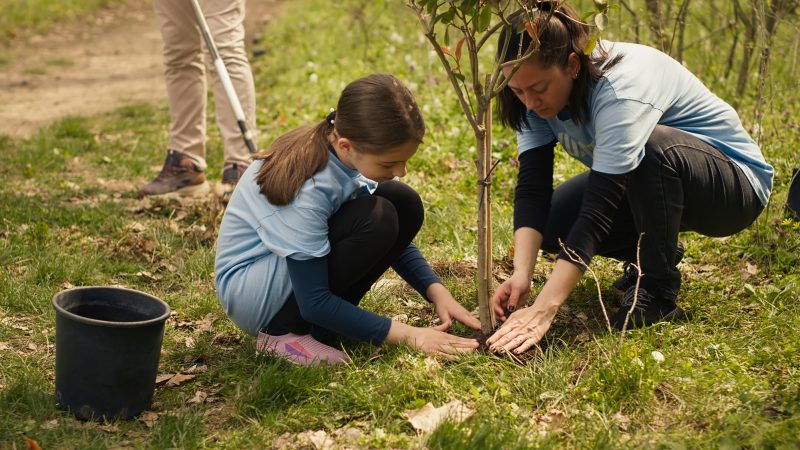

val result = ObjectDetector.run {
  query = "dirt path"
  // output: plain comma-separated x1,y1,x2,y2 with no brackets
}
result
0,0,282,138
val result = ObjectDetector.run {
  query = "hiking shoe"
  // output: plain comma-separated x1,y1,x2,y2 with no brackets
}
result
612,243,685,294
214,163,247,203
139,150,209,196
256,330,350,366
611,285,687,330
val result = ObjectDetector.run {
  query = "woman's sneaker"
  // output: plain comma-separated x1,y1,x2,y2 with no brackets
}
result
612,243,685,295
612,285,687,330
256,330,350,366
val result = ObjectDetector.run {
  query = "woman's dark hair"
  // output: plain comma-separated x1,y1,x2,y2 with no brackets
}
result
254,74,425,205
496,1,622,130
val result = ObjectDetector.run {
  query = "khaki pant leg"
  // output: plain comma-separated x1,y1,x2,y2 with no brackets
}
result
202,0,257,172
153,0,207,168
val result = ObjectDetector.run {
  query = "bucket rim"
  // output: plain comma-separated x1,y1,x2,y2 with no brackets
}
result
52,286,171,328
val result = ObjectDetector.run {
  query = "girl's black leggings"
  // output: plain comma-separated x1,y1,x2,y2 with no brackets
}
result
540,125,764,291
266,180,424,336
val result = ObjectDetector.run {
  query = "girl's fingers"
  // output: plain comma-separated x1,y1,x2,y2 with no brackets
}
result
433,322,451,332
453,310,482,330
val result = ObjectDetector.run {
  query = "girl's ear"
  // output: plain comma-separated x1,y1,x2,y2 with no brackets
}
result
337,137,354,155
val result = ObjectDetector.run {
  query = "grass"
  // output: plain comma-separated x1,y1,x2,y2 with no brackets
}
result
0,0,124,42
1,0,799,448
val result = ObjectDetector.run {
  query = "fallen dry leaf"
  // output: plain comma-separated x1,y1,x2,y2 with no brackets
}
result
166,373,195,387
60,281,75,290
0,342,10,350
40,419,59,430
195,313,215,333
184,364,208,374
404,400,474,433
530,409,567,435
138,411,160,428
297,430,334,450
27,343,37,351
740,262,758,280
187,390,208,404
155,374,175,385
127,222,146,233
25,438,42,450
184,336,195,348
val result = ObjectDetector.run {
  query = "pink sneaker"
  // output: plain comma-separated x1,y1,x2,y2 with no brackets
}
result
256,331,350,366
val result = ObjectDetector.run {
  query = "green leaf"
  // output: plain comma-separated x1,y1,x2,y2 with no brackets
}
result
594,13,607,31
454,72,466,83
583,35,598,55
478,4,492,32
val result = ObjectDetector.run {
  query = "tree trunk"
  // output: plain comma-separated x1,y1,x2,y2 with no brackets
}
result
476,100,494,335
734,0,758,98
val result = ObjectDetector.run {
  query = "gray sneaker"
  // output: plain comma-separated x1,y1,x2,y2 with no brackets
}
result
139,150,209,196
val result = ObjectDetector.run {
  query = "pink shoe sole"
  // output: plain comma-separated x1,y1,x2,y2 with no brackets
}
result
256,331,350,366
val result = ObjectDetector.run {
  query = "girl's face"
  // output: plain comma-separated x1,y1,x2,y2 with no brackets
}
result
503,53,579,119
334,138,419,183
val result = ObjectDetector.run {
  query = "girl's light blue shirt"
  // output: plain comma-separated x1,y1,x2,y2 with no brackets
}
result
214,154,377,335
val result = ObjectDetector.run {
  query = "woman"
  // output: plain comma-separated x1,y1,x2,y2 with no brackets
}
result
487,2,773,354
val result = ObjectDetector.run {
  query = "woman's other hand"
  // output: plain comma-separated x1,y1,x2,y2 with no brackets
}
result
491,271,532,322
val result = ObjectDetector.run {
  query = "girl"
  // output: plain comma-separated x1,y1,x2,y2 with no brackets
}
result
486,2,773,354
215,74,480,365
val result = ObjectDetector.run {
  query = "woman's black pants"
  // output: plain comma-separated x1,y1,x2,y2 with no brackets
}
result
540,125,764,292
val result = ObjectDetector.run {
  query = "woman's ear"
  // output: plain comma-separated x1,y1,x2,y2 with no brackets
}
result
568,52,580,78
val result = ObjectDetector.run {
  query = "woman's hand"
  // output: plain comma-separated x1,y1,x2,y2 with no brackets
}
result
427,283,481,330
385,321,479,357
491,271,532,322
487,259,583,354
486,301,558,354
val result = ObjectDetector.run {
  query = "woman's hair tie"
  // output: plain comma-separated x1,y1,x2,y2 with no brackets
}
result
326,108,336,126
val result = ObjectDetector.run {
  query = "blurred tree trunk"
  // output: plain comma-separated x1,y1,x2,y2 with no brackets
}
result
734,0,758,98
645,0,673,51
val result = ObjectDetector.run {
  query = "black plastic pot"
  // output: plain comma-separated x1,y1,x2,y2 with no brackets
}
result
52,286,170,421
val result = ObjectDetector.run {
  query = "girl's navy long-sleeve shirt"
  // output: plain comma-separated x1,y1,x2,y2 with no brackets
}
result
286,244,441,345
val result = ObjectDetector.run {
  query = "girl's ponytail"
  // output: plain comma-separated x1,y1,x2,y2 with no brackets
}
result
253,118,331,206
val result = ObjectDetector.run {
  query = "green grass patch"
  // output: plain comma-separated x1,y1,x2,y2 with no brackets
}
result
0,0,798,447
0,0,124,40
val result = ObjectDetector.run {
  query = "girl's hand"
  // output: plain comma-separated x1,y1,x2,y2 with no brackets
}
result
409,323,479,356
486,301,557,354
491,271,532,322
427,283,481,330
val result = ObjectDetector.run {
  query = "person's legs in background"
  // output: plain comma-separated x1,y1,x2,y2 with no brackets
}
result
141,0,210,196
204,0,257,194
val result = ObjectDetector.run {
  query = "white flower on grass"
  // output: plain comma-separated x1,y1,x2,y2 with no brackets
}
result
448,126,461,137
306,61,316,69
309,73,318,83
651,350,665,363
390,31,405,44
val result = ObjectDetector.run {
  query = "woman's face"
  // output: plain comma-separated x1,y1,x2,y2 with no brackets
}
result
503,53,579,119
335,138,419,183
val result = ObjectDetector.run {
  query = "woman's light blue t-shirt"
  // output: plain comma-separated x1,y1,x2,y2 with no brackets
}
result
517,41,774,205
214,155,377,335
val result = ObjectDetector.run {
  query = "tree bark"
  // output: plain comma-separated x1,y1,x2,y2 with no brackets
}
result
476,98,494,335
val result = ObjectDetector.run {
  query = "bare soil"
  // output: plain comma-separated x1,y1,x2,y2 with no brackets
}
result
0,0,282,138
